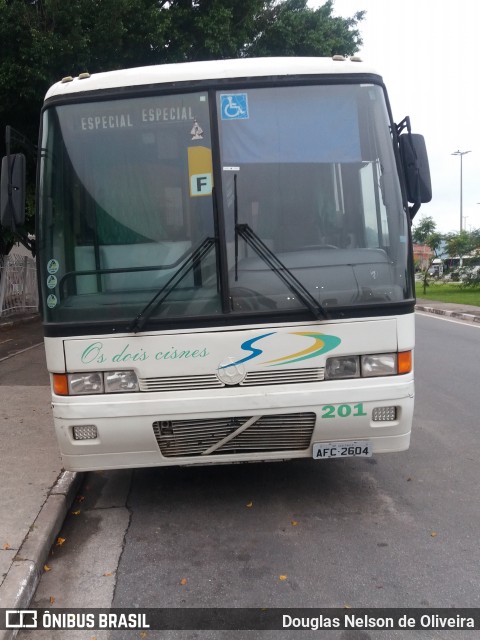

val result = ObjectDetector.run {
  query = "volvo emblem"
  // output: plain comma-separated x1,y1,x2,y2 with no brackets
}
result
216,359,247,385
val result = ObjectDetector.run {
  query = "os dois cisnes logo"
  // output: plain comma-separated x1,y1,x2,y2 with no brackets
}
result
220,331,341,370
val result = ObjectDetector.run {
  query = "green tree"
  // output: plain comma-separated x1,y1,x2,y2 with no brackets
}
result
244,0,364,57
156,0,269,62
412,216,444,294
444,228,480,288
0,0,169,148
0,0,364,148
412,215,437,245
0,0,364,254
444,229,479,260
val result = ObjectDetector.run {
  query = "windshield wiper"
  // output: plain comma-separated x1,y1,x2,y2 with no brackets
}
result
128,236,216,333
235,223,328,320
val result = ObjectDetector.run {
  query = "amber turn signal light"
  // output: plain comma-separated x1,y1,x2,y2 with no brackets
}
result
397,351,412,374
52,373,69,396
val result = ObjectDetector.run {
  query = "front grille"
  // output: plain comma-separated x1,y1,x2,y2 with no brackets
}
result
242,368,324,386
140,368,324,392
140,374,222,392
153,412,316,458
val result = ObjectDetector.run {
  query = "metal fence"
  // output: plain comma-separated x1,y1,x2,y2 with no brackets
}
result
0,253,38,316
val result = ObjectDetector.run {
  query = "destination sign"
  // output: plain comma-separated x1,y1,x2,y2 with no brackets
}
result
142,106,194,122
81,114,133,130
76,104,197,131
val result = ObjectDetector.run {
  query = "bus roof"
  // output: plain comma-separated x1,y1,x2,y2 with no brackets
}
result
44,56,381,101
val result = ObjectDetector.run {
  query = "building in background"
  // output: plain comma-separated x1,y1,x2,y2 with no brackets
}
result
413,244,433,270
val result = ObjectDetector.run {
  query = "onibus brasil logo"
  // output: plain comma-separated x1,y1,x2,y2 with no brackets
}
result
220,332,341,369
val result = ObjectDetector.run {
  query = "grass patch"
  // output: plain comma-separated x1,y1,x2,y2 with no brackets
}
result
415,281,480,306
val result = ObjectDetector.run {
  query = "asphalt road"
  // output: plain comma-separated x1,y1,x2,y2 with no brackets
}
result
15,312,480,640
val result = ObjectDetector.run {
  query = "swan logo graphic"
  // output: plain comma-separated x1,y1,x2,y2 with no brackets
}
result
219,332,341,370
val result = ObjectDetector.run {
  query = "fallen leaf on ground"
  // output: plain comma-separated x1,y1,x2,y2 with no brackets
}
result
180,578,188,585
344,604,352,609
431,531,437,537
291,520,298,526
279,575,288,581
43,565,51,572
56,537,66,546
103,572,113,577
71,510,81,516
50,596,55,605
2,543,11,550
246,501,253,508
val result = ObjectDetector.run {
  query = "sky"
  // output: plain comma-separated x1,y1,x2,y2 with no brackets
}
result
308,0,480,234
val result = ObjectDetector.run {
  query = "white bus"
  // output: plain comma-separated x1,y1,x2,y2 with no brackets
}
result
1,57,431,471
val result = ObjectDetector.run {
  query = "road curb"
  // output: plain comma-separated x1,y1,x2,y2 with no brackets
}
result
415,304,480,323
0,471,83,640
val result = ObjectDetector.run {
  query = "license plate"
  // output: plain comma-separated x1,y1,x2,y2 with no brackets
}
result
313,441,372,459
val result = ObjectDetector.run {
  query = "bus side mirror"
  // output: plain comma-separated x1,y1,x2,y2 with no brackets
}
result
398,133,432,217
1,153,26,229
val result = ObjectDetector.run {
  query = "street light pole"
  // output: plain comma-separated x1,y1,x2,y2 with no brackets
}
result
452,150,471,232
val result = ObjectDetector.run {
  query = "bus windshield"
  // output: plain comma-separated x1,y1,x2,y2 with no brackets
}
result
38,82,411,327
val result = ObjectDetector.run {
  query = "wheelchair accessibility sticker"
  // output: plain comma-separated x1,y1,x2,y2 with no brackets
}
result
220,94,249,120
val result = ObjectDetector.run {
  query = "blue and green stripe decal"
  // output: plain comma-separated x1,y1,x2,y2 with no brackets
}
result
220,331,341,369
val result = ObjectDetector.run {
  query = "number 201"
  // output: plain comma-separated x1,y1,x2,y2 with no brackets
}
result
321,403,367,418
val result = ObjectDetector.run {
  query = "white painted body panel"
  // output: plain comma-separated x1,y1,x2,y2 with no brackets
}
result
47,315,415,470
45,57,380,101
63,318,397,374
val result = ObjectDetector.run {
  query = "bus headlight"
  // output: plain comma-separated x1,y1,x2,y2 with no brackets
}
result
63,370,139,395
325,355,360,379
68,372,104,395
104,370,139,393
361,353,396,377
325,351,412,380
